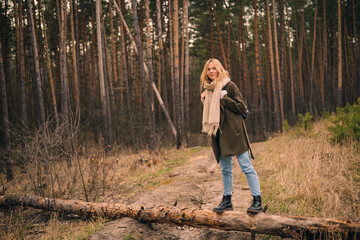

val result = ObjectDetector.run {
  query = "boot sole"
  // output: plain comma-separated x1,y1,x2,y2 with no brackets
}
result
212,207,233,213
247,209,262,214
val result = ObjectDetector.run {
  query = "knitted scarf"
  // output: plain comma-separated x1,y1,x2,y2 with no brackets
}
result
202,77,230,136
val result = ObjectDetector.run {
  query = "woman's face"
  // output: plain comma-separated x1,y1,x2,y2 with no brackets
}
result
207,62,218,80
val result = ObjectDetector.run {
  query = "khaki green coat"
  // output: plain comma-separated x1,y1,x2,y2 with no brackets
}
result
211,81,253,162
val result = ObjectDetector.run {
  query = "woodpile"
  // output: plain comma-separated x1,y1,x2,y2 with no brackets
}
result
1,194,359,239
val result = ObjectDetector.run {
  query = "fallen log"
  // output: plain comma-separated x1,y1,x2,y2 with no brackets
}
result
0,195,359,239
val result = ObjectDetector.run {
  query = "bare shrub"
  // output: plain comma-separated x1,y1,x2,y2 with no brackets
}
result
11,117,82,198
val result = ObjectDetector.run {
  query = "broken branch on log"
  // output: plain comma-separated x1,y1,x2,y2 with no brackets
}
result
0,194,359,239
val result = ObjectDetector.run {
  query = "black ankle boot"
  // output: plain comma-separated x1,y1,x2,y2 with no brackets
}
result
247,195,262,213
213,195,233,213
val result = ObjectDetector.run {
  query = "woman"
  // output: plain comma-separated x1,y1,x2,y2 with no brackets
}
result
201,58,262,214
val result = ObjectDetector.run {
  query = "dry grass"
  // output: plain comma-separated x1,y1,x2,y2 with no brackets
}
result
254,118,360,218
1,117,359,239
0,146,203,239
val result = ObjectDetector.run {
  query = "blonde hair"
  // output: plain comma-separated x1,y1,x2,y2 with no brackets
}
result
200,58,229,91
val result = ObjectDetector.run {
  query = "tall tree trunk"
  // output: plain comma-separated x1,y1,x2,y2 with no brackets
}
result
298,8,305,112
272,0,284,125
239,2,250,104
58,0,70,124
337,0,342,107
0,40,13,181
212,0,228,70
145,0,157,150
285,2,295,119
310,0,318,111
253,0,266,140
172,0,183,148
39,1,59,125
130,0,156,151
156,0,168,111
16,0,28,127
263,1,272,128
169,0,175,121
26,0,45,127
101,19,113,148
278,0,286,118
183,0,190,141
96,0,111,149
70,0,80,116
266,0,281,132
226,20,231,76
321,0,327,109
179,2,185,144
351,0,357,102
109,0,120,106
118,0,134,145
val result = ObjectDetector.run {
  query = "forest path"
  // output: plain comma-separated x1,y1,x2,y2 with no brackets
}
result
89,147,261,240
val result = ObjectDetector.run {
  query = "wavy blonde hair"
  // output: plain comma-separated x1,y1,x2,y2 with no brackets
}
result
200,58,229,92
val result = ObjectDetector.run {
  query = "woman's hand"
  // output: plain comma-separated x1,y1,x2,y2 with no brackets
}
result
201,91,206,103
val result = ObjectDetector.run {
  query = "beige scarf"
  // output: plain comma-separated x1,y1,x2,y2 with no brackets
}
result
202,77,230,136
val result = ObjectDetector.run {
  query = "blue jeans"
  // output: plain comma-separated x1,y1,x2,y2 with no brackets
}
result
220,150,261,196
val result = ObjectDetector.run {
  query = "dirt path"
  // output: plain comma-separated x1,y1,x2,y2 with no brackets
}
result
90,147,264,240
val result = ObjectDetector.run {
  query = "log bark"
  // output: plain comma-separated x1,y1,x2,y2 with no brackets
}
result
1,195,359,239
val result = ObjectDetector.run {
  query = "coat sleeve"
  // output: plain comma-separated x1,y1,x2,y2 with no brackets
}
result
220,82,247,115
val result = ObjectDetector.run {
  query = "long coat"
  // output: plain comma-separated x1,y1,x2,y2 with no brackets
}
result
211,81,253,162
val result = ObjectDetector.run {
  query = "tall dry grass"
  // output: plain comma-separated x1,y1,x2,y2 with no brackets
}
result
254,118,360,218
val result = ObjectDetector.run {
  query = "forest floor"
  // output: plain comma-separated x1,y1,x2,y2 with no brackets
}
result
89,145,274,240
1,120,359,239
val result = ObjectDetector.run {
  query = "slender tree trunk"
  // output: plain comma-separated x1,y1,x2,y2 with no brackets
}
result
285,2,295,119
337,0,342,107
169,0,175,121
266,0,281,132
310,0,318,110
209,9,215,57
321,0,327,108
39,1,59,125
17,0,27,127
101,19,113,148
263,1,272,128
0,40,13,181
26,0,45,127
298,8,305,112
278,0,286,118
351,0,357,102
253,0,266,140
156,0,168,111
58,0,70,124
96,0,111,149
90,3,99,144
70,0,80,116
131,0,155,151
118,2,134,145
239,2,250,104
109,0,120,106
213,0,228,70
180,2,185,143
145,0,157,150
227,20,231,76
173,0,183,148
272,0,284,125
183,0,190,141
